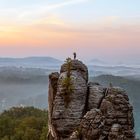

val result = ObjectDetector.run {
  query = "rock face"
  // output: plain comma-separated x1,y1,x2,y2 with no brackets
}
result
48,59,136,140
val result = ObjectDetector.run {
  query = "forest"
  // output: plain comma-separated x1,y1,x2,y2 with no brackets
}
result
0,107,48,140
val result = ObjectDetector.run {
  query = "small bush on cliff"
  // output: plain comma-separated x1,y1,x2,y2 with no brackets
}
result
62,58,73,107
75,127,83,139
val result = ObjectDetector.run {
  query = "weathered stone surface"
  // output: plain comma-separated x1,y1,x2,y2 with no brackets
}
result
88,82,105,110
48,59,136,140
60,59,88,82
108,124,127,140
99,87,135,139
48,72,59,139
50,60,88,139
78,109,105,140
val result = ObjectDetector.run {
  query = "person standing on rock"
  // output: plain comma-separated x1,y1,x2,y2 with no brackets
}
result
73,52,76,60
109,83,113,88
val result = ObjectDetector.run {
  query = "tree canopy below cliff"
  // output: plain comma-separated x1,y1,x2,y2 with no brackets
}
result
0,107,48,140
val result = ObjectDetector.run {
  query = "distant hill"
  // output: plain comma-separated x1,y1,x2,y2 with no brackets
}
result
124,75,140,81
0,67,49,112
88,65,140,76
0,56,62,63
0,67,49,83
91,74,140,136
0,57,62,68
89,59,106,65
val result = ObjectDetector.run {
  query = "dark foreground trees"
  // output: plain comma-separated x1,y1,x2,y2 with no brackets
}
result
0,107,48,140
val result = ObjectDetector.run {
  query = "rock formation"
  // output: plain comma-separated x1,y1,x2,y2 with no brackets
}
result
48,59,136,140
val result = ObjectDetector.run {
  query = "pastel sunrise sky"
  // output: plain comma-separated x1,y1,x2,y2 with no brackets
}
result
0,0,140,62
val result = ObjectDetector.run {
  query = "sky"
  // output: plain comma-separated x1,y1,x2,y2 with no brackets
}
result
0,0,140,63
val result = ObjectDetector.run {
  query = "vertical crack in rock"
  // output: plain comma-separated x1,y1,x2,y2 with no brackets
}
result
97,87,106,109
88,82,105,110
83,83,90,115
48,59,136,140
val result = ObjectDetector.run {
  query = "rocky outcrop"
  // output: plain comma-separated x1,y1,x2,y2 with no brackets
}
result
48,59,136,140
48,72,59,139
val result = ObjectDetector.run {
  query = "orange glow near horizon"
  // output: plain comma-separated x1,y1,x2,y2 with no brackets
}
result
0,20,139,48
0,0,139,60
0,14,140,60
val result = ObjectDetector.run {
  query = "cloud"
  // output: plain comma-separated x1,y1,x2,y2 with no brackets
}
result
46,0,88,10
0,0,89,26
18,0,88,20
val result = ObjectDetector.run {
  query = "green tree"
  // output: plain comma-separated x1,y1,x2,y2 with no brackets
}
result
0,107,48,140
62,58,73,107
0,116,14,139
40,126,48,140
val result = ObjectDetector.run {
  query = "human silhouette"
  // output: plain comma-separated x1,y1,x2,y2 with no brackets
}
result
73,52,76,60
109,83,113,88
